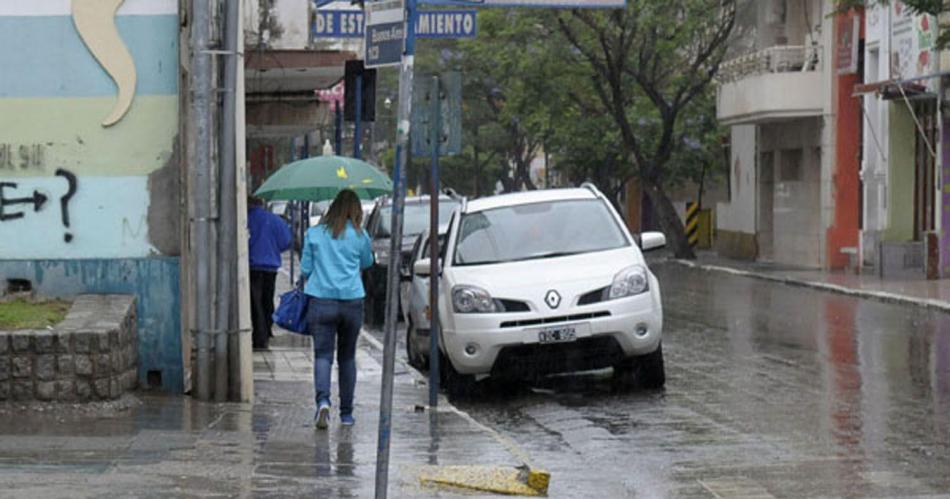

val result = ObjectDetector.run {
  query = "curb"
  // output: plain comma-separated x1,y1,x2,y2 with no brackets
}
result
359,331,551,496
674,259,950,313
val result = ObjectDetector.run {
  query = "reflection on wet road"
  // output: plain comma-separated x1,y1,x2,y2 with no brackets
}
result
443,263,950,497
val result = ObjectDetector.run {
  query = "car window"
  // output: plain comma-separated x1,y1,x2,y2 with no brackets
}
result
377,200,459,238
421,234,448,260
454,199,629,266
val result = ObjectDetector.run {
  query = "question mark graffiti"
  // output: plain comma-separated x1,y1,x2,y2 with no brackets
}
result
55,169,78,242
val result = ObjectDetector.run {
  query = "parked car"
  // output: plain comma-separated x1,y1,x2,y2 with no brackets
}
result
409,184,667,396
363,194,462,325
400,229,448,369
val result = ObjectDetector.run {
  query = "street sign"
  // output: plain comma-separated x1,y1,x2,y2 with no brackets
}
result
411,72,461,156
364,0,405,68
313,10,365,37
314,9,476,39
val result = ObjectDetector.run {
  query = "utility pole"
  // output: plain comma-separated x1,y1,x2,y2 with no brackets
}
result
214,0,241,402
190,0,214,402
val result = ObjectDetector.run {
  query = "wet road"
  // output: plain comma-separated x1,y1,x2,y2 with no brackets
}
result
378,262,950,498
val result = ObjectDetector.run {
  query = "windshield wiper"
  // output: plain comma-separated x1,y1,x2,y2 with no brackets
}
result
506,251,584,263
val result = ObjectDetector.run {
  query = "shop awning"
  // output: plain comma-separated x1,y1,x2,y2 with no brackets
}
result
852,80,933,100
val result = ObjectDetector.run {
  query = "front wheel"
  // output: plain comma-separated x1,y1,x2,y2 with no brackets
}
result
405,321,427,371
613,343,665,390
440,352,478,399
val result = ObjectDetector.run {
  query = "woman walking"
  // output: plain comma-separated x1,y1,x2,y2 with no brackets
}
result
300,189,374,429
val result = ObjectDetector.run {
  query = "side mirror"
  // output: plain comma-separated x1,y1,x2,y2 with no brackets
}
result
414,258,432,277
641,231,666,251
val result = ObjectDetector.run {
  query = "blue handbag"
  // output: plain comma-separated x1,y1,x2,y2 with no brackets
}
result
273,283,309,335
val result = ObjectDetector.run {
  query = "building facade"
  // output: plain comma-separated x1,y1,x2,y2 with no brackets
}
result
0,0,184,390
716,0,836,268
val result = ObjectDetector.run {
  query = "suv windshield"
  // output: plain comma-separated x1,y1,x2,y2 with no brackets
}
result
454,199,629,266
377,200,458,238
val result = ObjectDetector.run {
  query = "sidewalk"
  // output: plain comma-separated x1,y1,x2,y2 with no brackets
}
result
676,251,950,312
0,330,545,498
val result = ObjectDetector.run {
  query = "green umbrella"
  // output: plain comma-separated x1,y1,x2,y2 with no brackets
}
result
253,155,393,202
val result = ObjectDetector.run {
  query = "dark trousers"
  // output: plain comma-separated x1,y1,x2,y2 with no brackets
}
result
308,298,363,416
250,270,277,348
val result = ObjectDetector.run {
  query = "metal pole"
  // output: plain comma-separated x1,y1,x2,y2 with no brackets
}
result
335,101,343,155
214,0,240,402
428,75,441,408
289,201,295,287
191,0,213,401
354,73,363,159
376,0,415,496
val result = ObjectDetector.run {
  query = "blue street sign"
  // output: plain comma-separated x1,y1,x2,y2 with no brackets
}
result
365,21,405,68
364,0,405,68
313,10,365,37
314,9,477,39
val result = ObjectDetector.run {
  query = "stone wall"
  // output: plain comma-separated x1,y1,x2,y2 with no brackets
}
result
0,295,137,402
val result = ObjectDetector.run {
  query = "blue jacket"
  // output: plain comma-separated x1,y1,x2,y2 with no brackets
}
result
248,206,292,272
301,222,374,300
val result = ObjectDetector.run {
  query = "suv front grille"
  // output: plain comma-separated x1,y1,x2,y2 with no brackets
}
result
491,336,625,378
499,311,610,329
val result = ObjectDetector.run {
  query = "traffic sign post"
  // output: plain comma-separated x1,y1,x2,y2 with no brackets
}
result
426,75,442,409
374,0,415,496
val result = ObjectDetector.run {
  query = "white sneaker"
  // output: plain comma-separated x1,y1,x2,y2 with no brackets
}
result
315,402,330,429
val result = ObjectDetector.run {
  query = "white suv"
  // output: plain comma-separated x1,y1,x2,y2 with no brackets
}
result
410,185,667,395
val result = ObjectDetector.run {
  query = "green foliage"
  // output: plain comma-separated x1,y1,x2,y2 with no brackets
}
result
834,0,950,48
0,299,70,329
371,1,730,227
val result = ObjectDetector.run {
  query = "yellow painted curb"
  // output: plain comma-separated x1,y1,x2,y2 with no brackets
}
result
417,464,550,496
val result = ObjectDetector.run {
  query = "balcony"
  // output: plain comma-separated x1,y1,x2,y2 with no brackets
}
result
716,45,825,126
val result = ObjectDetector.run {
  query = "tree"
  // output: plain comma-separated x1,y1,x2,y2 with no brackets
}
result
556,0,736,259
455,11,572,192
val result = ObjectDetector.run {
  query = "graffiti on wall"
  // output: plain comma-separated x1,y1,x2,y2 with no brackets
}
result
0,144,47,170
0,169,79,242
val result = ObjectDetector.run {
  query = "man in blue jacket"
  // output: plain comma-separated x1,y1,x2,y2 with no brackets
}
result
248,197,293,350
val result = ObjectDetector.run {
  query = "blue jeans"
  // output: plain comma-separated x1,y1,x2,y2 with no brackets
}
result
308,297,363,416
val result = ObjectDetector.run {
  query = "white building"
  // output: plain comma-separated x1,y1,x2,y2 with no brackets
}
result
715,0,835,268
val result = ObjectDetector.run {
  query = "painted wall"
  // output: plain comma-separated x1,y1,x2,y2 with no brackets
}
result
885,103,916,242
862,4,891,266
717,125,757,234
0,0,182,391
827,10,863,270
715,125,758,259
760,119,824,267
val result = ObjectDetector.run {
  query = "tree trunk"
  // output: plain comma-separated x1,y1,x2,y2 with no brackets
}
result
643,179,696,259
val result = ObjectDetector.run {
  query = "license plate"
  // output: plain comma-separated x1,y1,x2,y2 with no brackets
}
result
537,325,577,344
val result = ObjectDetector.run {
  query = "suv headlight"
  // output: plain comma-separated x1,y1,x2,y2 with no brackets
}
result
452,285,498,313
608,265,649,299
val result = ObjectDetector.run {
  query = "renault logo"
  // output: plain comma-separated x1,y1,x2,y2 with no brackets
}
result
544,290,561,309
